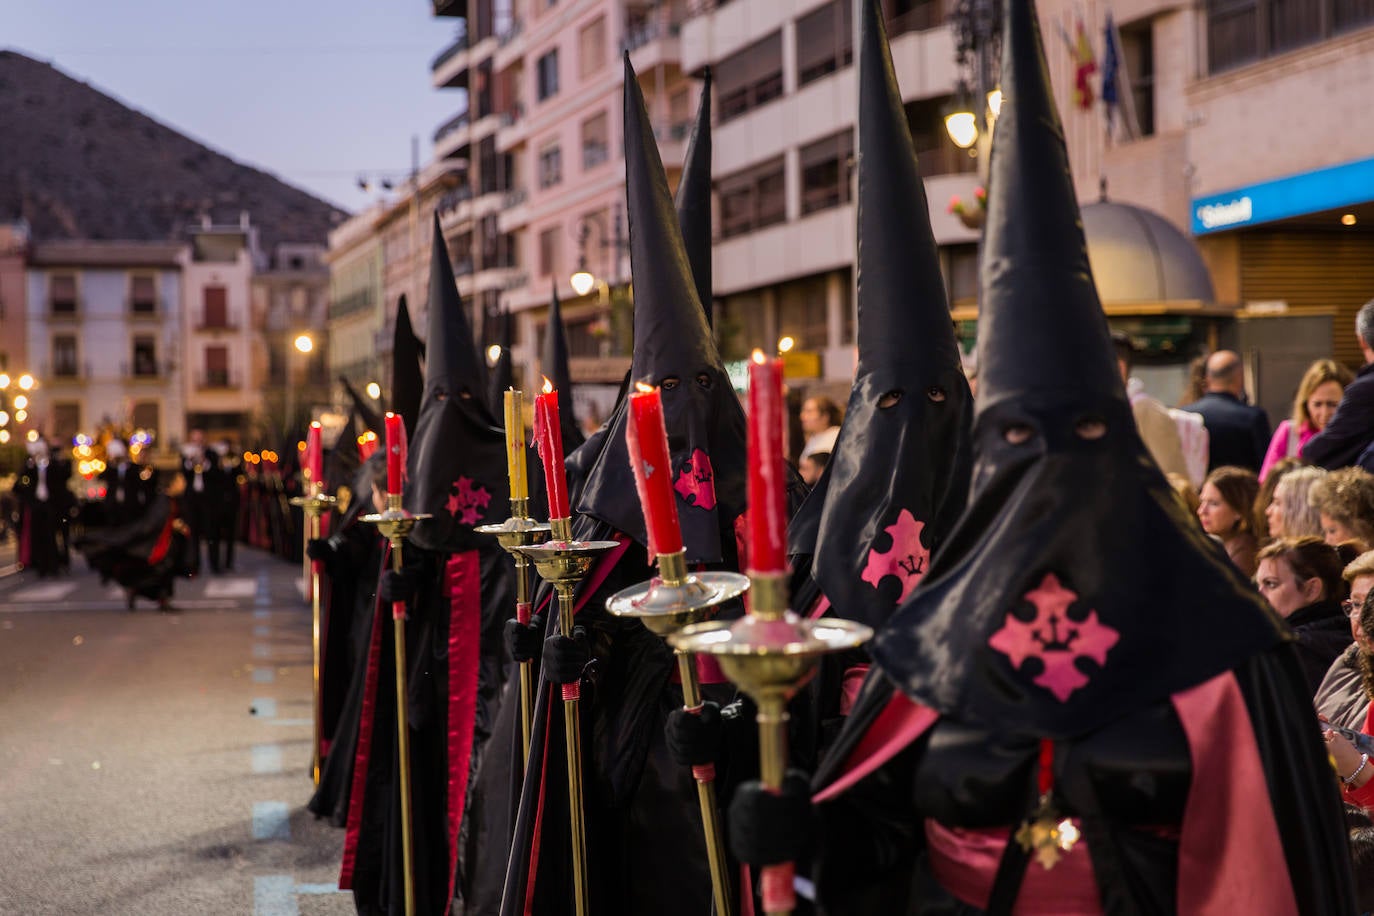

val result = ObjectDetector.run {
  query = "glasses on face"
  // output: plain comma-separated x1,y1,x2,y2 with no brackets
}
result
1344,598,1365,618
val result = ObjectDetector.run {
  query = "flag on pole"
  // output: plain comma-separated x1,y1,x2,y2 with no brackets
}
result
1102,13,1120,119
1073,17,1098,110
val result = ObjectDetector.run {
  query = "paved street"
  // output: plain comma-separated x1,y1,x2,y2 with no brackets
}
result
0,545,353,916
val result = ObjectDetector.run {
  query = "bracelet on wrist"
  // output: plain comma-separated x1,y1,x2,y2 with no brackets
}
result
1344,752,1370,786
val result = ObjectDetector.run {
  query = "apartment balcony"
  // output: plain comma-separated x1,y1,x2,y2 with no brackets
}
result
329,288,376,321
195,370,242,391
127,299,163,320
496,104,529,152
431,31,471,89
48,301,80,321
493,19,524,71
496,187,530,233
654,121,693,169
194,317,240,333
623,12,683,72
43,361,91,384
123,360,173,381
434,109,472,161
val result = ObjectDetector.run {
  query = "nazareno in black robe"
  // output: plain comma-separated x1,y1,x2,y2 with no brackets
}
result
805,0,1355,912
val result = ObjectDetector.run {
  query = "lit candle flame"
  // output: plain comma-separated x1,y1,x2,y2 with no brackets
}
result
634,381,655,394
542,375,554,395
751,349,766,365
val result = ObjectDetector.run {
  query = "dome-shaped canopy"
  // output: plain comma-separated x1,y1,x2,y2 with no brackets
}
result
1082,201,1215,304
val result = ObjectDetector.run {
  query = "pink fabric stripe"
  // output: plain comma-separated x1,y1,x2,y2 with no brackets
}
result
838,665,870,717
670,653,730,686
570,535,630,618
925,820,1102,914
1171,671,1299,916
339,542,390,889
813,693,938,803
444,550,482,908
808,594,831,620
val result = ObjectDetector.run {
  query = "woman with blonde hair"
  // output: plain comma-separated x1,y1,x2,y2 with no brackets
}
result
1311,467,1374,550
1264,465,1329,541
1198,465,1262,576
1260,358,1354,481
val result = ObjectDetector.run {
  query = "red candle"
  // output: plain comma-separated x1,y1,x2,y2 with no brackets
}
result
533,379,570,519
747,351,787,573
384,412,404,495
305,422,323,487
627,383,684,557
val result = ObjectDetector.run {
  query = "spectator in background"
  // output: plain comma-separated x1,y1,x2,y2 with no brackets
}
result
1260,358,1353,481
1311,467,1374,550
1254,536,1357,692
1316,550,1374,731
1180,353,1208,407
798,394,843,461
1181,349,1272,472
1263,465,1327,541
1166,471,1200,517
1306,299,1374,472
1198,465,1261,576
1112,331,1189,482
1256,457,1302,541
798,450,829,487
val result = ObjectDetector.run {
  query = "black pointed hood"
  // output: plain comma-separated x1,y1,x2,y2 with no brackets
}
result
405,215,509,551
575,56,747,564
542,283,585,451
391,295,424,439
486,308,514,419
867,0,1285,737
788,0,973,629
674,68,712,326
340,376,384,438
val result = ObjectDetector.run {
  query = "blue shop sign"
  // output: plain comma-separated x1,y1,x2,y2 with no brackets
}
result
1191,156,1374,235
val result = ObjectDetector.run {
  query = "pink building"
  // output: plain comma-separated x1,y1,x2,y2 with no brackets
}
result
430,0,698,415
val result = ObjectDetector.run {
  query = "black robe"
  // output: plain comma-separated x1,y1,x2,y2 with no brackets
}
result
341,539,513,916
811,644,1354,915
495,519,749,916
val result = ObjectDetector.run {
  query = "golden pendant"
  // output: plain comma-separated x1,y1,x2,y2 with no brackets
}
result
1014,793,1082,870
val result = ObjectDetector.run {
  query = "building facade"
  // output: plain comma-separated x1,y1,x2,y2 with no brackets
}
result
25,240,187,446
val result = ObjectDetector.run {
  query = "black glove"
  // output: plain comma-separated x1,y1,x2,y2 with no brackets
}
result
666,701,722,767
542,626,590,684
378,568,417,604
728,770,815,865
504,614,545,663
306,538,333,562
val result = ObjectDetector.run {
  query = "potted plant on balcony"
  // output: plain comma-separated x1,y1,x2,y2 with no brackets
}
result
947,185,987,230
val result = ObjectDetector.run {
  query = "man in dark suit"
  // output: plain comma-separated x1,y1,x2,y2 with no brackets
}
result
1181,348,1271,472
1305,298,1374,471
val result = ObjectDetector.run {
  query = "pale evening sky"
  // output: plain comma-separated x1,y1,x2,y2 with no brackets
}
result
2,0,466,215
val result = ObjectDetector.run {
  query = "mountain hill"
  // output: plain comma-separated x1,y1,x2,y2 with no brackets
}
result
0,49,343,248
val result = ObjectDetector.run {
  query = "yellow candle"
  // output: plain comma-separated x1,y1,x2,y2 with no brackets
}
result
504,388,529,500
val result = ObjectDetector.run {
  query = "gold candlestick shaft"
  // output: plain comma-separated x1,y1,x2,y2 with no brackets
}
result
389,532,416,916
677,649,734,916
603,549,748,916
363,492,428,916
551,516,589,916
291,482,336,786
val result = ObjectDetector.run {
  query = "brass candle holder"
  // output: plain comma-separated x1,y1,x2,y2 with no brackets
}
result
671,572,872,916
360,494,432,916
605,550,749,916
290,482,337,785
512,517,618,916
475,498,551,766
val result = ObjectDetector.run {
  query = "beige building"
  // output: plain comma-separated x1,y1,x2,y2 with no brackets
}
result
683,0,1374,394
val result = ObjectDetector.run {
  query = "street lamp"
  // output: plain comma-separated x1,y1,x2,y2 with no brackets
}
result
944,0,1002,159
285,333,315,438
570,263,596,297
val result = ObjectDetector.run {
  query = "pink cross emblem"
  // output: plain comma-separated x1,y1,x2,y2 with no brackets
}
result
860,509,930,604
987,572,1119,702
445,476,493,525
673,448,717,511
